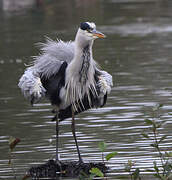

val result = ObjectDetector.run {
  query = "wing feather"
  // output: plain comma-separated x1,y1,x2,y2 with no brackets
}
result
18,67,46,104
18,38,75,104
34,38,75,78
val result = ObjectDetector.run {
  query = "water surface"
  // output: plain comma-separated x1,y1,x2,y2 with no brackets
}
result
1,0,172,179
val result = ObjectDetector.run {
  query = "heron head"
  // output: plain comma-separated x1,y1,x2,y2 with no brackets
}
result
79,22,106,41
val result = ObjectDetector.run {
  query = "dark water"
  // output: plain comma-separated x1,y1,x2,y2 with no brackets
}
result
1,0,172,179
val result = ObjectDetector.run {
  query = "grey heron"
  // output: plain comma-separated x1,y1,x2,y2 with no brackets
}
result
18,22,113,163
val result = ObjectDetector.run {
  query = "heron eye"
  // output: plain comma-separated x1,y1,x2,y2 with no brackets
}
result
87,28,93,33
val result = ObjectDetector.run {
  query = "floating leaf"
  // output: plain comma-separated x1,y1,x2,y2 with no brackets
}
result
9,136,20,151
105,152,118,161
89,168,104,177
98,142,107,152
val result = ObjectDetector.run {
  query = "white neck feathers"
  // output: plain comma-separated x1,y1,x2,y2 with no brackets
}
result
63,31,97,111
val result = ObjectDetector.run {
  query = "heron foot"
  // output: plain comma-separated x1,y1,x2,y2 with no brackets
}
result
78,158,84,164
55,159,62,175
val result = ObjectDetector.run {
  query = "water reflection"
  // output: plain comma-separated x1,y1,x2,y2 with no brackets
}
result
1,0,35,11
101,23,172,36
1,0,172,179
1,0,43,11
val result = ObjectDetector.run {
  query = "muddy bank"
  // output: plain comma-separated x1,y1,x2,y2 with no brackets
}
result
29,159,108,179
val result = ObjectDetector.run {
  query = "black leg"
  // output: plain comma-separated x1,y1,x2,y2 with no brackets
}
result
55,114,59,162
54,113,62,177
71,109,83,163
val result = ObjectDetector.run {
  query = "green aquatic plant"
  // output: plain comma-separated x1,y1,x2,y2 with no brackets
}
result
141,104,172,179
79,141,117,180
123,104,172,180
7,104,172,180
98,141,118,163
89,168,104,180
79,165,105,180
124,160,141,180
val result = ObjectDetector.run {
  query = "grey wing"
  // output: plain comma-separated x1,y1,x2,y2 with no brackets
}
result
18,67,46,104
18,38,75,104
98,70,113,94
34,38,75,78
95,66,113,95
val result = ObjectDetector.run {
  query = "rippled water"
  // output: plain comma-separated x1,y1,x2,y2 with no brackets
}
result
1,0,172,179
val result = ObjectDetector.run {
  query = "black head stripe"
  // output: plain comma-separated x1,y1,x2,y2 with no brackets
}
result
80,22,90,30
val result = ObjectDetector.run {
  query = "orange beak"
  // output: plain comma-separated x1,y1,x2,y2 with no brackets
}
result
93,30,106,38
